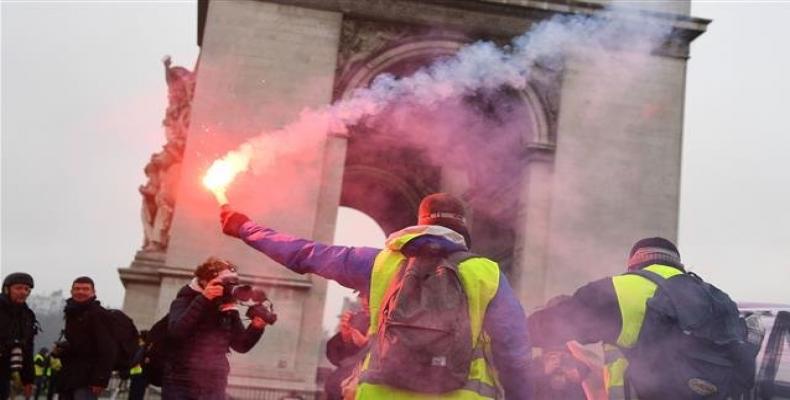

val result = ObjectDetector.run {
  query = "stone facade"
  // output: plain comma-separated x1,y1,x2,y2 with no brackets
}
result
119,0,708,393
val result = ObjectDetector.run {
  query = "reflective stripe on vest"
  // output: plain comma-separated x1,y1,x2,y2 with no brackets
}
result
603,344,629,400
130,365,143,375
357,248,501,399
604,264,683,398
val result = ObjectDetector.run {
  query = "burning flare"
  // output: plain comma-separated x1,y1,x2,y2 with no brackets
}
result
202,147,252,205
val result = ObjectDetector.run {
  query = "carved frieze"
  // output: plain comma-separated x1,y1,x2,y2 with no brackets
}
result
139,56,195,253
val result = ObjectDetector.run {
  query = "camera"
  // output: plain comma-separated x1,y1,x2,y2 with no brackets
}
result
8,340,24,371
218,275,277,325
246,300,278,325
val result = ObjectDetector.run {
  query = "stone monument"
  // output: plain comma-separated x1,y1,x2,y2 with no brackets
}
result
120,0,709,395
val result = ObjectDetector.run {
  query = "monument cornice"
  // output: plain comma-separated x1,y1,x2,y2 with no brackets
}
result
199,0,709,50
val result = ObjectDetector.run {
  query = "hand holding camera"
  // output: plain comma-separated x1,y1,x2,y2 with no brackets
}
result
202,277,224,301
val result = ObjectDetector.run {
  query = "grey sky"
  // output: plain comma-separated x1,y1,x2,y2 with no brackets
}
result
1,0,788,326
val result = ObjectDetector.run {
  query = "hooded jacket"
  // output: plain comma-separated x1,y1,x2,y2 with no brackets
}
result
239,222,531,399
164,282,264,389
0,293,37,385
60,298,116,390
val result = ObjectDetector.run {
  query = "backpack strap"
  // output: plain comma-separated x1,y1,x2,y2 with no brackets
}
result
446,251,479,268
625,268,674,290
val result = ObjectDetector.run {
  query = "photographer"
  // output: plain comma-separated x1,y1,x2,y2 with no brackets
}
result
163,257,267,400
1,273,38,400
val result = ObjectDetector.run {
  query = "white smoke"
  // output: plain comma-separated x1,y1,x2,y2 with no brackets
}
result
211,7,674,190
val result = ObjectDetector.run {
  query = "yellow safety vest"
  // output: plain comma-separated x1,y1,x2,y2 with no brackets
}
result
33,354,45,377
49,357,62,373
356,230,502,400
604,264,683,399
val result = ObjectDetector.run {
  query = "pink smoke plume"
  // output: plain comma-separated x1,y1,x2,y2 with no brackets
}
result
202,8,673,204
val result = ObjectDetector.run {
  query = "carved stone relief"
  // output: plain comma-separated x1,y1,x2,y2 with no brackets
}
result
139,56,195,252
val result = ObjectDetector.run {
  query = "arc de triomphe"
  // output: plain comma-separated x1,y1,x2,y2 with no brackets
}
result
119,0,708,394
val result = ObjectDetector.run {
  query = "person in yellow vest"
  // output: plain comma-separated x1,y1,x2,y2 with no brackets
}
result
220,193,531,399
33,347,49,400
46,355,61,400
128,330,148,400
527,237,686,399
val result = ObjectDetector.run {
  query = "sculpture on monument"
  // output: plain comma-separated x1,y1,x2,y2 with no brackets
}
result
140,56,195,252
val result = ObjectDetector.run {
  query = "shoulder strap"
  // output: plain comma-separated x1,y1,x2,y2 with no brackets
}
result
625,269,672,291
446,251,479,267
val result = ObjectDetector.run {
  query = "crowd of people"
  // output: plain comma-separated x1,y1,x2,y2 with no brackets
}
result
2,192,766,399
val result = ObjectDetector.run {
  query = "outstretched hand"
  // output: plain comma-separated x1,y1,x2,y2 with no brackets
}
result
220,206,250,238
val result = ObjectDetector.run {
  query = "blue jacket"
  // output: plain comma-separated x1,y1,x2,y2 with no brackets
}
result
239,221,532,399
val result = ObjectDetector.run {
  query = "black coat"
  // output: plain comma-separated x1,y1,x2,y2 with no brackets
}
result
164,284,264,389
0,294,37,385
59,298,117,390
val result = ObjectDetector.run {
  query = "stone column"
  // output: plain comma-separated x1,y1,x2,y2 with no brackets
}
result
127,0,345,393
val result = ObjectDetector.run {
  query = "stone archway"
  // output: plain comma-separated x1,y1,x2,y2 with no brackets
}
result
335,35,552,275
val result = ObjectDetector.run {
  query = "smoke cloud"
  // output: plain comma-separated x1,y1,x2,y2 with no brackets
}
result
206,7,674,201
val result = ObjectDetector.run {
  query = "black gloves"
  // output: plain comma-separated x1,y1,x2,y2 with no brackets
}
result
220,206,250,238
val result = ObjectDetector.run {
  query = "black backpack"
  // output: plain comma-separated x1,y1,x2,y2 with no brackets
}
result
363,250,476,394
142,314,170,387
103,309,141,378
623,270,760,400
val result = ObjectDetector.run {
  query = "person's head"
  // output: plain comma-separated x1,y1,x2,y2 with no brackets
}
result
194,257,238,288
417,193,471,246
2,272,34,304
38,347,49,356
627,237,683,271
70,276,96,303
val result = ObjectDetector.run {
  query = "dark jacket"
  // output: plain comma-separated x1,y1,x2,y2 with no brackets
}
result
164,284,264,389
528,263,686,348
527,277,621,348
59,298,117,390
0,294,37,385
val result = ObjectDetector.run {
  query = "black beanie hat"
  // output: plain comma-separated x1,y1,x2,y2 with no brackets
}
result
3,272,34,289
418,193,471,246
627,237,682,271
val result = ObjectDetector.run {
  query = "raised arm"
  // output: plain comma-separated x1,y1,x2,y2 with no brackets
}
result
222,208,380,293
168,292,212,340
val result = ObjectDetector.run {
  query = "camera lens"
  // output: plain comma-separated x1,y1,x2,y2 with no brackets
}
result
231,285,253,302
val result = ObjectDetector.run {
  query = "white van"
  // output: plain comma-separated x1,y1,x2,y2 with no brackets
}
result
739,303,790,399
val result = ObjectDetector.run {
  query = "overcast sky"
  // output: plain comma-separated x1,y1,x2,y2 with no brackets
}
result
2,1,789,331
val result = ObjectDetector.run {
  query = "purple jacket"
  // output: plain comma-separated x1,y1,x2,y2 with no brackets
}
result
239,221,532,399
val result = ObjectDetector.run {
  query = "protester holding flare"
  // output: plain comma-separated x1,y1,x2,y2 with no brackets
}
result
216,192,531,400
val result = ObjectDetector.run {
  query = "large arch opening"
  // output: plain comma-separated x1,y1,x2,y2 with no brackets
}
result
323,206,386,333
335,36,550,276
